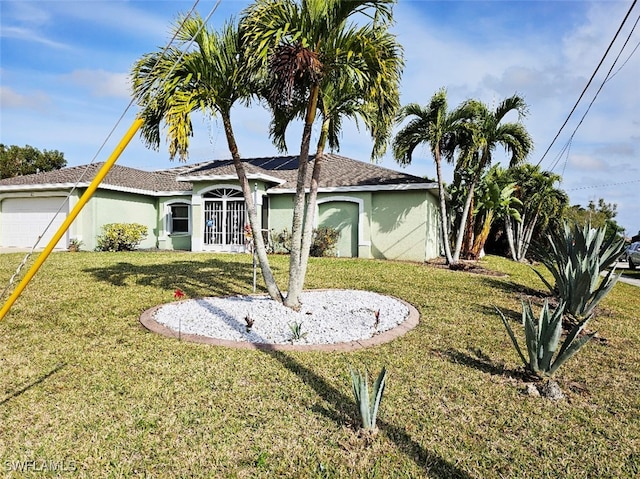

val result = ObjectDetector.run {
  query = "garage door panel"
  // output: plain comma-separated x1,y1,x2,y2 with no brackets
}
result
2,197,69,249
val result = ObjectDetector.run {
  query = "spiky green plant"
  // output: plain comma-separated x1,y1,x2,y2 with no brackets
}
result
496,300,596,377
350,367,387,431
531,222,625,319
288,321,307,342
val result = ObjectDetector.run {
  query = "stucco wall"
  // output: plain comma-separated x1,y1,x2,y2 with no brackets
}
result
77,189,158,250
370,190,440,262
268,189,440,262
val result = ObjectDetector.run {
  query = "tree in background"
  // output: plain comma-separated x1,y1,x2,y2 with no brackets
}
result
467,166,522,259
565,198,625,243
502,164,568,262
454,96,533,261
0,144,66,179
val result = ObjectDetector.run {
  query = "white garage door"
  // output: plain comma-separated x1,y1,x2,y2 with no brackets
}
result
1,197,69,249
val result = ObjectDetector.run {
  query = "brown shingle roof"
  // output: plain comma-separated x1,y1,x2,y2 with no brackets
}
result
176,154,433,189
0,154,433,193
0,163,192,193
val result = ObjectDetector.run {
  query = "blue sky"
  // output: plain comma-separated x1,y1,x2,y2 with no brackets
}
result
1,0,639,235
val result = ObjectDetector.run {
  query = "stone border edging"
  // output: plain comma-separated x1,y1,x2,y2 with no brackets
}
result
139,291,420,352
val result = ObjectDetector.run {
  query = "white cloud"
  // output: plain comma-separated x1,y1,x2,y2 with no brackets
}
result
64,70,130,98
0,25,71,50
0,86,51,111
47,1,177,39
561,2,635,77
4,1,51,26
569,154,606,170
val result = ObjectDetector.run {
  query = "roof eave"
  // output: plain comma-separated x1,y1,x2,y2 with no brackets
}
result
177,173,286,185
0,183,191,197
0,183,89,193
266,182,439,194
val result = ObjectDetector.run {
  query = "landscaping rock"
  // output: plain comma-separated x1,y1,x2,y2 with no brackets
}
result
524,383,541,397
540,380,565,400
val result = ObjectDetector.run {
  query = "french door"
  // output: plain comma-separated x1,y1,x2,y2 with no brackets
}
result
203,189,247,252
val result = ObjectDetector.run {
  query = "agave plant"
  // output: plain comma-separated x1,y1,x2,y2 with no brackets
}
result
288,321,307,342
350,367,387,431
496,300,596,377
530,222,625,320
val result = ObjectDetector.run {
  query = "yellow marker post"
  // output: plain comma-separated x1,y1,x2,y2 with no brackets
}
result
0,118,143,321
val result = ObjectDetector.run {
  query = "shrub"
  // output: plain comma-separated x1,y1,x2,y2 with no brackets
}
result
96,223,148,252
310,226,340,257
496,300,596,378
271,226,340,257
271,228,292,254
68,238,83,252
530,222,625,319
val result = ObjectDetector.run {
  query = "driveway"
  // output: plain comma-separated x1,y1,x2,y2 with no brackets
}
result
612,262,640,287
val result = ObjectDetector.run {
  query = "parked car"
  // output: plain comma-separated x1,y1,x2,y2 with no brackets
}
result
627,242,640,270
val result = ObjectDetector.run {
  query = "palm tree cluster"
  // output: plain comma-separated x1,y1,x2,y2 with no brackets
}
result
393,89,544,266
130,0,403,309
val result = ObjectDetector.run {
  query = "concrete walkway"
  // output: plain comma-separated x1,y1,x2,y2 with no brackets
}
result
612,262,640,288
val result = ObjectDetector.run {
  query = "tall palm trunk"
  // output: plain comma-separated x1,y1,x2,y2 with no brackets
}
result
456,153,486,261
435,149,454,265
222,113,283,303
506,210,539,262
285,84,320,309
297,120,329,299
469,210,494,259
505,216,519,261
452,179,476,262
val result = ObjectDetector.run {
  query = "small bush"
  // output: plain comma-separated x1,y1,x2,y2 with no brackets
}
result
311,226,340,257
271,228,292,254
496,300,596,378
350,366,387,431
96,223,148,252
271,226,340,257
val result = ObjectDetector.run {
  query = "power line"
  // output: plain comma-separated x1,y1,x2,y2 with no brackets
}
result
551,7,640,174
566,178,640,191
537,0,638,168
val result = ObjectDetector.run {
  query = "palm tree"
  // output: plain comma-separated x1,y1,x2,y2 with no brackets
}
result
454,95,533,261
468,166,522,258
130,14,284,302
392,89,474,265
241,0,402,309
503,164,567,261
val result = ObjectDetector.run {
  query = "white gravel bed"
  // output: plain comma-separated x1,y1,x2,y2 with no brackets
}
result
153,290,409,345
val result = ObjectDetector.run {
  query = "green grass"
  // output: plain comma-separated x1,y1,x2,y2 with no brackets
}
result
0,252,638,478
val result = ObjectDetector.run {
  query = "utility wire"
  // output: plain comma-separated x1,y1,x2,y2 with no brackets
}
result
537,0,638,168
566,178,640,191
550,8,640,174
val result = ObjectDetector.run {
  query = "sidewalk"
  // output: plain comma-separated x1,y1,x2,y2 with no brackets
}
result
613,262,640,288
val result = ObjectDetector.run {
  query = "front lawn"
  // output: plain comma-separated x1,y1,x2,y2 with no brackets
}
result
0,252,638,478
